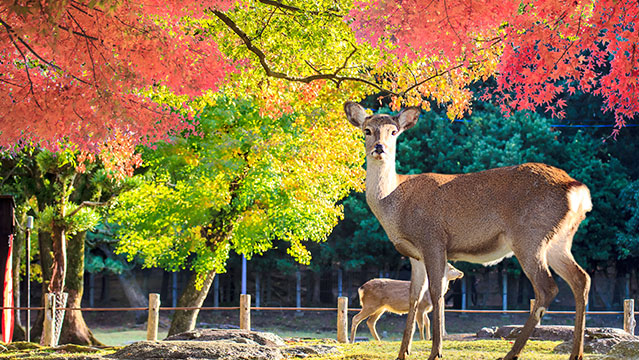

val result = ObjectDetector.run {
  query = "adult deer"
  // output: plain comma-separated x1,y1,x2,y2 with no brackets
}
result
344,102,592,360
350,263,463,343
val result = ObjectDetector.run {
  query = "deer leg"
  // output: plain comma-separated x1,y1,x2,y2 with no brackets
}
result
366,310,385,341
424,255,448,360
547,241,590,360
350,308,375,343
397,258,427,359
504,249,558,360
416,308,425,341
424,312,431,341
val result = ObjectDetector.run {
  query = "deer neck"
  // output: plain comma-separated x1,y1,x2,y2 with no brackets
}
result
365,156,399,210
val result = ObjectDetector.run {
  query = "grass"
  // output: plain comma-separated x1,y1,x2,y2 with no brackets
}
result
312,339,605,360
0,338,606,359
91,327,168,346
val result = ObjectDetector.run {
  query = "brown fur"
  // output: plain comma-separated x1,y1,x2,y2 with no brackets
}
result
344,102,592,360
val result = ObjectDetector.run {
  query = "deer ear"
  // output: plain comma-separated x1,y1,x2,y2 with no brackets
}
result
397,107,421,131
344,101,367,128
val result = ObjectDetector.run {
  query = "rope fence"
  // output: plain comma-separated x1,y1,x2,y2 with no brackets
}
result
4,295,636,345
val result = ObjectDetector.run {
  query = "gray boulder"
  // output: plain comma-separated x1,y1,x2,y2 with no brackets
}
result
602,340,639,360
109,329,340,360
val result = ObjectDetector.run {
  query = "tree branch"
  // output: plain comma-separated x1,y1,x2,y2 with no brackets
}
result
1,18,41,109
211,10,395,94
0,17,92,86
67,201,109,218
256,0,345,17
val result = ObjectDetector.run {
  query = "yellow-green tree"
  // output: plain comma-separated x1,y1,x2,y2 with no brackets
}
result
111,97,364,333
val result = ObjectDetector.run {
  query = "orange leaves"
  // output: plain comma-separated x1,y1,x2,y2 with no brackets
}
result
351,0,639,128
0,0,238,153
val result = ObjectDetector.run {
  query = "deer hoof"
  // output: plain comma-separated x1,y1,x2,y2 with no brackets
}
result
427,354,442,360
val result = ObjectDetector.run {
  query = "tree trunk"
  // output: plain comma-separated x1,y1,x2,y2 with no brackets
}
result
118,271,148,324
167,271,216,336
59,232,102,345
31,230,54,342
311,271,321,305
100,245,148,323
49,221,67,293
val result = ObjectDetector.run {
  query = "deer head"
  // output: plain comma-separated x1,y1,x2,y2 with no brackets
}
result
344,102,421,162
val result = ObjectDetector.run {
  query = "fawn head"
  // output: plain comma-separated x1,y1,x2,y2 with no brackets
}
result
445,263,464,281
344,102,421,161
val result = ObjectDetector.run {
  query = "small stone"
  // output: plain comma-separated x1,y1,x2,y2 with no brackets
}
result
476,327,496,338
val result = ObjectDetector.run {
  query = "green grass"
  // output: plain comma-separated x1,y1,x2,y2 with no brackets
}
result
0,339,606,359
310,340,605,360
91,327,168,346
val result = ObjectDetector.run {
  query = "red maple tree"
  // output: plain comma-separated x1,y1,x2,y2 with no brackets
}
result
1,0,236,152
350,0,639,134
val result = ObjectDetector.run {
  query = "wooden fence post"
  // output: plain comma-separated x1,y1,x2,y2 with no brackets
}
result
40,293,55,347
240,294,251,330
337,296,348,343
624,299,636,335
147,293,160,341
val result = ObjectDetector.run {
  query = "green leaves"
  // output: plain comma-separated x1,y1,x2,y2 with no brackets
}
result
111,96,363,285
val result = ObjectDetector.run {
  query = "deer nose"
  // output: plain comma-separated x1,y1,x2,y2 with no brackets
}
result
373,144,384,154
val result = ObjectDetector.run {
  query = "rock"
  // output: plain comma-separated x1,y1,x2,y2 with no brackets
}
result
282,345,340,358
165,329,286,347
54,344,104,353
109,329,339,359
602,340,639,360
494,325,575,341
351,336,369,343
545,327,638,354
109,340,283,360
485,325,638,355
7,341,43,351
476,327,497,338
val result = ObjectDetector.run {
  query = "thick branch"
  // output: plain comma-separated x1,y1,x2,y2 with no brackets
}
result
256,0,345,17
211,10,394,94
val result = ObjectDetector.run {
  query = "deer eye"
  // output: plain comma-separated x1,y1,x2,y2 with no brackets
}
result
364,129,372,136
391,129,398,136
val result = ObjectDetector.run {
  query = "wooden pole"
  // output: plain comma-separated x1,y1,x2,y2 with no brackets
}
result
337,296,348,343
25,215,33,343
296,269,301,313
147,293,160,341
240,294,251,330
624,299,636,335
40,293,55,347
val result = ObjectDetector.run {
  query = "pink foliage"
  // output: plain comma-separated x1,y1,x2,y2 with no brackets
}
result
0,0,238,152
350,0,639,129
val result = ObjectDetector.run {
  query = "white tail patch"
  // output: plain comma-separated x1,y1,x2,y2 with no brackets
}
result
358,287,365,307
567,185,592,214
